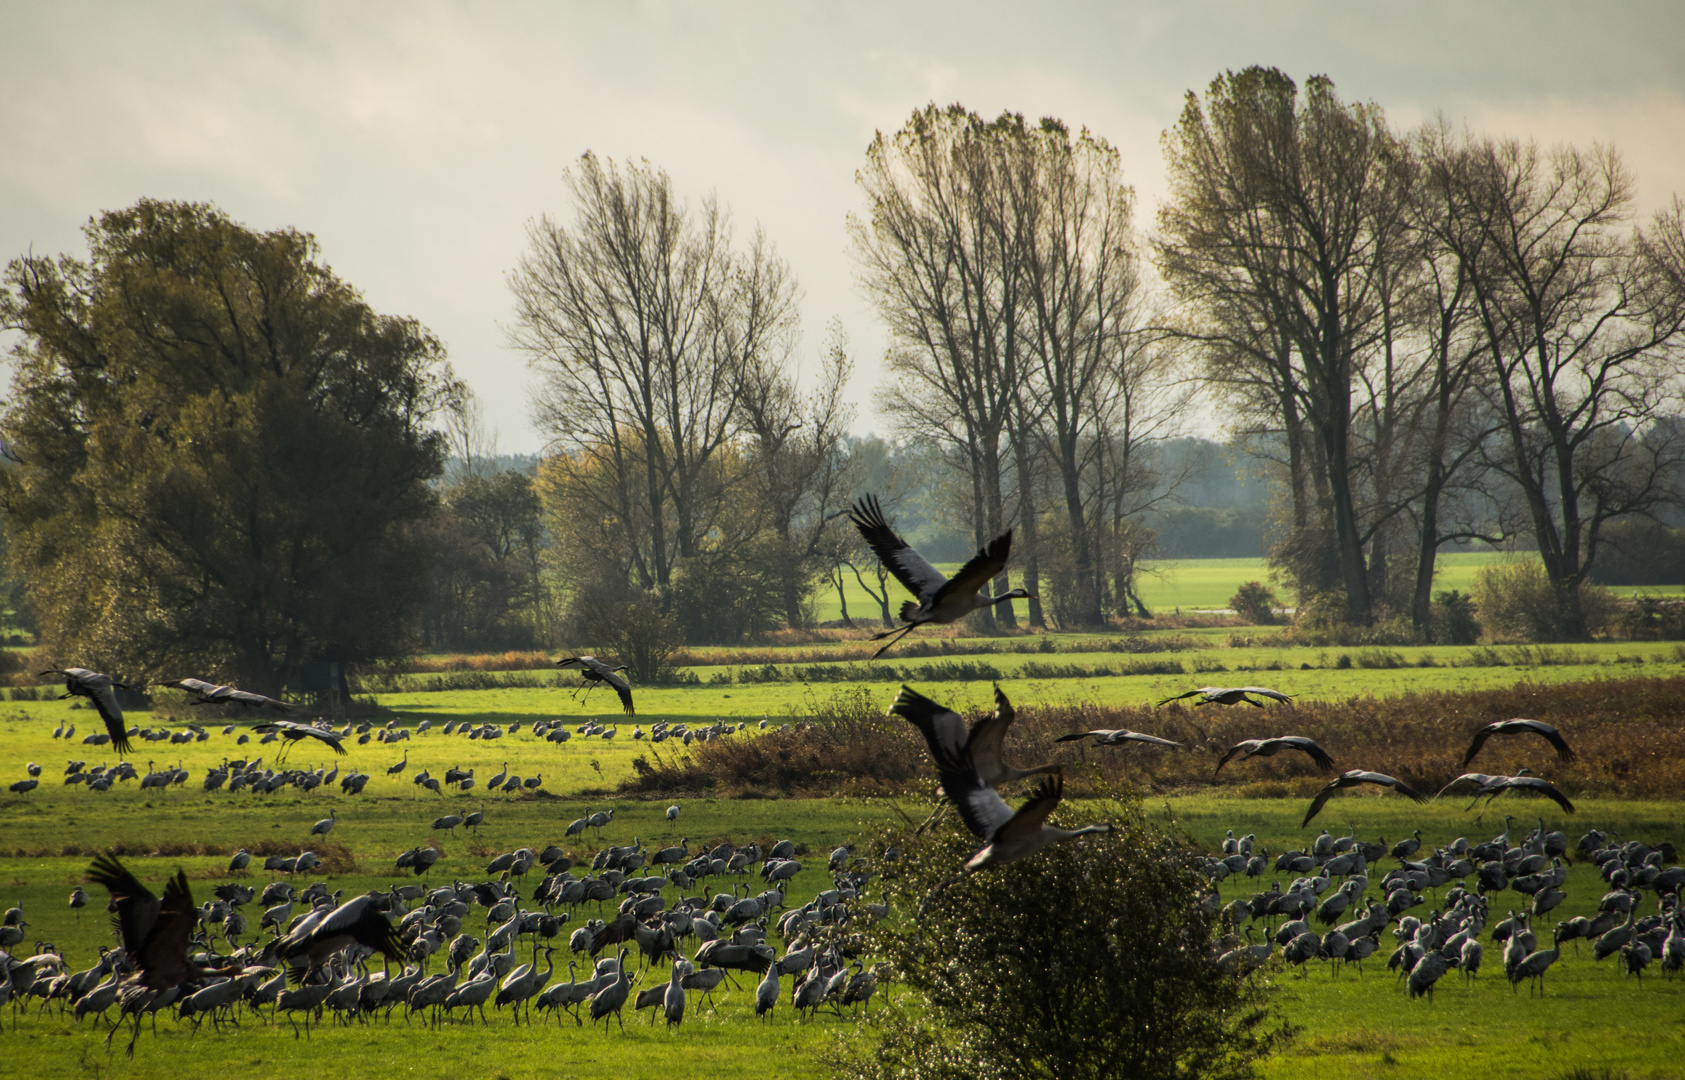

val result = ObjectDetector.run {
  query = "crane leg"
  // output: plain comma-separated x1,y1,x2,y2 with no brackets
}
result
868,623,919,660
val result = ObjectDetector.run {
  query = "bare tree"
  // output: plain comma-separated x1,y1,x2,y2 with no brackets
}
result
1444,138,1685,636
510,153,799,591
1157,68,1414,623
851,105,1034,631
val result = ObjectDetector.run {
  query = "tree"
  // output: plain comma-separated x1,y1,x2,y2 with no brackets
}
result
852,105,1033,632
1158,69,1414,624
0,199,457,692
836,795,1285,1080
422,467,550,651
510,153,799,594
1444,139,1685,637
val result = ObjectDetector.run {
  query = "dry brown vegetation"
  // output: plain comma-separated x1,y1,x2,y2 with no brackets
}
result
620,675,1685,801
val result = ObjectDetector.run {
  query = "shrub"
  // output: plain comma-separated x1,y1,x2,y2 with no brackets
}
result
834,793,1287,1080
566,580,682,684
1229,581,1279,625
1431,589,1481,645
1471,558,1617,641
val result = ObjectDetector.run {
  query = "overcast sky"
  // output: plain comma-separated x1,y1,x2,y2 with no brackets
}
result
5,1,1684,453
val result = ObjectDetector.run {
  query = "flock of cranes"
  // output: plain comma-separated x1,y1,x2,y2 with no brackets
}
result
1201,817,1684,1000
6,802,885,1053
5,493,1679,1059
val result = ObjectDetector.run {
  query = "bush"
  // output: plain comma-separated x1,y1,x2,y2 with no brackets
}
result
1472,558,1618,641
835,794,1286,1080
1229,581,1278,625
566,580,682,684
1431,589,1481,645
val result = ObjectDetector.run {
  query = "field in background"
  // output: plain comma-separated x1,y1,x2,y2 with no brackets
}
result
811,550,1685,623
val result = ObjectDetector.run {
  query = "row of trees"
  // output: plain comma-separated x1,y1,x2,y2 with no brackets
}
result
1158,67,1685,639
6,70,1685,690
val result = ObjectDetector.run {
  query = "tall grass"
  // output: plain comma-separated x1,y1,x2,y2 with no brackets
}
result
621,674,1685,800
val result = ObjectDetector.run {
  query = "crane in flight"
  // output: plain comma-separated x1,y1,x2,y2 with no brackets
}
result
849,495,1034,659
1055,728,1185,749
251,719,347,760
1435,771,1576,814
1460,718,1575,768
162,677,295,711
39,668,136,755
557,656,634,715
1214,736,1336,775
1301,770,1427,827
1157,685,1293,708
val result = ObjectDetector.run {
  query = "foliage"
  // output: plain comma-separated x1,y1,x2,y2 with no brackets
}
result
1431,589,1481,645
0,199,456,692
1590,517,1685,586
1473,558,1619,641
1229,581,1279,625
835,794,1285,1080
564,578,682,684
421,468,551,650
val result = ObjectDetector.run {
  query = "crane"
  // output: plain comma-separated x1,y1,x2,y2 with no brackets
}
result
848,495,1034,659
1214,736,1336,774
39,668,135,755
1055,728,1185,750
1435,772,1576,814
557,656,635,715
251,720,346,760
891,684,1060,789
275,893,406,982
1301,771,1427,827
1157,685,1293,708
930,741,1110,872
161,677,295,711
1460,718,1575,768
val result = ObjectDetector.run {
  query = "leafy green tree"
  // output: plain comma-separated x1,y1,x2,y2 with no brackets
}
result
0,199,458,692
422,469,551,650
838,795,1285,1080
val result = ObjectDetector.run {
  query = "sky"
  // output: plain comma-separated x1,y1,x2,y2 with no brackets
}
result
4,1,1684,453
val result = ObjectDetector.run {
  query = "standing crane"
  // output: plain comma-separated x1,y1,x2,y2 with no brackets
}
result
848,495,1034,659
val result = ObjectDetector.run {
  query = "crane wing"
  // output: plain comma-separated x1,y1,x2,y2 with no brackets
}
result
1234,686,1293,703
1281,737,1336,772
74,674,133,755
1301,782,1338,828
889,685,969,761
1516,720,1576,763
138,869,196,989
605,670,635,715
929,743,1016,842
1213,741,1251,774
849,495,949,601
1434,773,1498,800
993,773,1065,846
1054,730,1106,743
935,531,1012,605
1115,731,1184,748
87,853,160,956
1155,690,1205,706
1506,777,1576,815
962,684,1016,772
1460,725,1496,768
163,677,220,697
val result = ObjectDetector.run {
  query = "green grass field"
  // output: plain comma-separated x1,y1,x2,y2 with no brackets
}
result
812,551,1685,621
5,632,1685,1079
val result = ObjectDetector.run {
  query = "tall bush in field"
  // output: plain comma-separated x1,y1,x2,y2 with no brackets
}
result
835,794,1286,1080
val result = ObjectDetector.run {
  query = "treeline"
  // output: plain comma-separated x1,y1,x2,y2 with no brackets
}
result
5,66,1685,692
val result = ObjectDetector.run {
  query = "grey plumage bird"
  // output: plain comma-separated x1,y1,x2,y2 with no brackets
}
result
557,656,635,715
1055,728,1185,749
1460,718,1575,768
162,677,295,712
40,668,135,755
1214,736,1335,774
849,495,1034,659
1157,685,1293,708
1302,771,1427,827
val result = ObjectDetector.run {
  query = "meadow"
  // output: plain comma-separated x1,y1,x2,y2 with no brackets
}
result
810,551,1685,621
4,617,1685,1079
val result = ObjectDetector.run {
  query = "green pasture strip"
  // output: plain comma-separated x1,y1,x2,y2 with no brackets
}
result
319,637,1685,693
